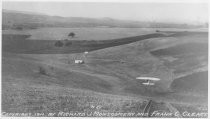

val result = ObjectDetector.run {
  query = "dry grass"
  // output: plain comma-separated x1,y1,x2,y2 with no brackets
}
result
2,78,146,116
2,30,208,117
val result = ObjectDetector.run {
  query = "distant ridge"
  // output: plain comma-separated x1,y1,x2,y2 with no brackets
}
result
2,9,206,30
3,9,46,15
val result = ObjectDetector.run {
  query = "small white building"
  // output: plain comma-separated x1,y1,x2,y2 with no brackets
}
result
84,51,89,54
74,60,84,64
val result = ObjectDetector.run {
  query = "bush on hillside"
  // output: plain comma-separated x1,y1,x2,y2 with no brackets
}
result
55,41,64,47
38,66,47,75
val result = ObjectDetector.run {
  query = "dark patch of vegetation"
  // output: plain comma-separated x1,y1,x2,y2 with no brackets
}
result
68,32,75,38
38,66,47,75
2,34,31,40
2,33,168,54
14,26,23,30
65,41,73,46
12,24,37,30
54,41,64,47
165,31,208,37
150,42,208,57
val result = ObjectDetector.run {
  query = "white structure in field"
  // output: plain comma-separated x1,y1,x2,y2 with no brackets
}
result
73,51,89,64
84,51,89,54
74,60,84,64
136,77,160,86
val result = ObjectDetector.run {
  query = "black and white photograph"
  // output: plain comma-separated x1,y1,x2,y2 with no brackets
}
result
1,0,208,118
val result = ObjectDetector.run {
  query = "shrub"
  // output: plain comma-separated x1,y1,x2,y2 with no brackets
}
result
38,66,47,75
68,32,75,38
55,41,64,47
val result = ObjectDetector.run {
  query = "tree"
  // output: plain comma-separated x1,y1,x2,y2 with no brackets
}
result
68,32,75,38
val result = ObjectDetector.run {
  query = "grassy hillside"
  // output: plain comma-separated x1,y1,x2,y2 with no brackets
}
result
2,52,207,117
81,31,208,103
149,32,208,77
2,30,208,117
170,71,208,96
2,53,148,116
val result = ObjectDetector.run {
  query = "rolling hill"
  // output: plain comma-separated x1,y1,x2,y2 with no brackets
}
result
2,9,204,30
2,29,208,117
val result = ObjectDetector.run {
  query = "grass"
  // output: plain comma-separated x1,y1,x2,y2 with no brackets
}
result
170,71,208,96
2,75,147,116
2,30,208,117
2,53,148,116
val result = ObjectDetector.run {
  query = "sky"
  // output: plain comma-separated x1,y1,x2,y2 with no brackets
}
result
2,1,209,24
